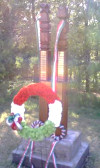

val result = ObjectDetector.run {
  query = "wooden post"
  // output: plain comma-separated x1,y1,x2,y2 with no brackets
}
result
55,6,69,135
39,4,69,137
39,4,51,122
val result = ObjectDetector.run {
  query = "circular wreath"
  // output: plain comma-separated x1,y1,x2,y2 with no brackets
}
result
6,83,65,141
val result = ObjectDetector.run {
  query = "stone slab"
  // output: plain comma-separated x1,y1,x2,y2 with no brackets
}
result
12,130,89,168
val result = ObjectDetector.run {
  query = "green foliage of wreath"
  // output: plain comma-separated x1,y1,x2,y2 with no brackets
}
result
18,120,56,141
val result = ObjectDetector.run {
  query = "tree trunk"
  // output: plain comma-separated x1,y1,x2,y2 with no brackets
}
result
31,0,35,22
84,0,90,92
85,49,90,92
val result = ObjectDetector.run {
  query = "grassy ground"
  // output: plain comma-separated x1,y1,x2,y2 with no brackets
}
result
0,81,100,168
68,107,100,168
0,97,39,168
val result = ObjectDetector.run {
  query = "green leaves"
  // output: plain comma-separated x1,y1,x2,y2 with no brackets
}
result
18,120,56,141
0,0,100,91
87,62,100,75
68,0,100,91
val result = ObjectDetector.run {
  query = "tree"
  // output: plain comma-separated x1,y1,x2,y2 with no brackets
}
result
0,0,100,92
68,0,100,92
0,0,36,81
0,0,16,81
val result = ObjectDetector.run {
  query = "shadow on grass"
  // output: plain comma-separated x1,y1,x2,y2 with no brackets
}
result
0,81,100,168
68,89,100,120
0,95,39,168
68,106,100,168
0,107,22,168
68,90,100,109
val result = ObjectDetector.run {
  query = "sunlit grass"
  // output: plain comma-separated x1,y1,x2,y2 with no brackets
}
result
0,80,100,168
68,90,100,109
71,112,79,118
24,97,39,125
13,130,21,137
87,136,92,142
25,97,39,112
71,121,78,127
0,112,8,123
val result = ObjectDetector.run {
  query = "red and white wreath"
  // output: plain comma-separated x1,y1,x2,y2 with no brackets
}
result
6,83,66,141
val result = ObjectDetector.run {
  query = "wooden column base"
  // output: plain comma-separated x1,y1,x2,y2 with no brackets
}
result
39,81,68,136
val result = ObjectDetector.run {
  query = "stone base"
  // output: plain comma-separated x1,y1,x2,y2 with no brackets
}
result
12,130,89,168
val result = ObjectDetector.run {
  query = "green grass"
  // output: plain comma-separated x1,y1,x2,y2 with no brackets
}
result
68,89,100,108
0,80,100,168
68,89,100,122
69,106,100,119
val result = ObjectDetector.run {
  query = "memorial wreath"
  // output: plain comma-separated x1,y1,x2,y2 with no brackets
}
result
6,83,66,141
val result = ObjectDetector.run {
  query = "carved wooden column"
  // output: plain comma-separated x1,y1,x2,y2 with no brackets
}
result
56,6,69,135
39,4,51,122
39,4,69,136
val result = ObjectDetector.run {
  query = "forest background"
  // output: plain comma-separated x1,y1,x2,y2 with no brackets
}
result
0,0,100,95
0,0,100,167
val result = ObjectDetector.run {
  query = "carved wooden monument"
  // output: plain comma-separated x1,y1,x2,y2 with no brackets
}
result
39,4,69,136
39,4,51,123
12,4,89,168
